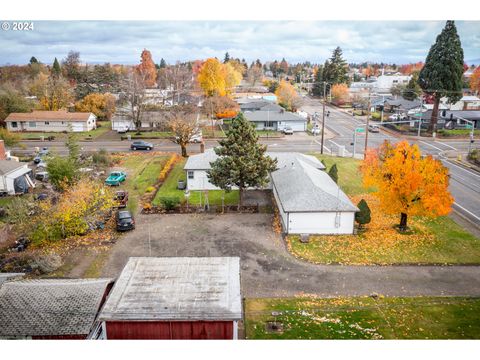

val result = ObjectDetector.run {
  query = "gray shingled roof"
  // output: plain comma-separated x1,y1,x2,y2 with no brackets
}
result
99,257,242,321
0,160,28,176
244,110,306,122
271,158,358,212
184,149,325,171
240,101,282,112
0,278,113,337
0,273,24,287
385,99,421,110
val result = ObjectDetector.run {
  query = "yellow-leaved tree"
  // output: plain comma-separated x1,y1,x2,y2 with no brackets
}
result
197,58,227,97
360,140,453,231
224,62,242,95
75,92,116,120
275,80,302,111
31,179,115,245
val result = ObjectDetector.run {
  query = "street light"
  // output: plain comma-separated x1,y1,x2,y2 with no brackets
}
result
320,82,332,154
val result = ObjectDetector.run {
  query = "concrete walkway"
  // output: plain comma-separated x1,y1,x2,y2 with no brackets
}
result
100,213,480,298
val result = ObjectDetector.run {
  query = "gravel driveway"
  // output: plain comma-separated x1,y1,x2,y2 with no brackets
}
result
101,213,480,298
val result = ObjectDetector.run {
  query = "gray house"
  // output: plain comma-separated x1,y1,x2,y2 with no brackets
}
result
244,109,307,132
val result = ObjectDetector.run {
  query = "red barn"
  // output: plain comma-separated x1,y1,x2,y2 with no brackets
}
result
98,257,242,340
0,278,114,339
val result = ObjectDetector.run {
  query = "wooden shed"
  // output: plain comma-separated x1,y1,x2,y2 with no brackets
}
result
98,257,242,340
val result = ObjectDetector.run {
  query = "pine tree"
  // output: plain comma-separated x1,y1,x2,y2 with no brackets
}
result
418,21,464,133
355,199,371,229
159,58,167,68
30,56,38,64
323,47,349,85
403,71,422,101
328,163,338,183
52,57,61,78
224,52,230,63
312,65,324,96
207,113,277,205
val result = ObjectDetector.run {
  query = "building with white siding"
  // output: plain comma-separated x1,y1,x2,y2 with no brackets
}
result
5,110,96,133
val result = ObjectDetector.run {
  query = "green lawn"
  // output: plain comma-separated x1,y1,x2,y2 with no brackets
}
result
289,154,480,265
438,129,480,137
16,121,111,141
77,121,112,139
152,159,239,207
115,154,170,213
0,197,15,207
312,153,375,195
245,297,480,339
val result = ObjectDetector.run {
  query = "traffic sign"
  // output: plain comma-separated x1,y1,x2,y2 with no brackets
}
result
355,127,365,132
466,124,473,130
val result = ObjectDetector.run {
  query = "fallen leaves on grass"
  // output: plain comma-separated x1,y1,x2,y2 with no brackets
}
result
287,194,436,265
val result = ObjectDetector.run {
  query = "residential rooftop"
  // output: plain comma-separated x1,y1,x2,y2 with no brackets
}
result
0,278,113,338
98,257,242,322
0,160,28,176
244,110,306,122
5,110,93,122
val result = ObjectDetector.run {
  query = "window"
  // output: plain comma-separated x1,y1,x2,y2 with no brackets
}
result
29,122,36,128
11,122,18,128
264,121,274,128
188,171,194,179
45,121,50,125
392,80,398,84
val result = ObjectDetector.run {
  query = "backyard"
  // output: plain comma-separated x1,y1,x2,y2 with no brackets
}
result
152,158,239,207
245,296,480,339
287,154,480,265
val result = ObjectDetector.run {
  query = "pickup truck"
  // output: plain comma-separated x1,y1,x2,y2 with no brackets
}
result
105,171,127,186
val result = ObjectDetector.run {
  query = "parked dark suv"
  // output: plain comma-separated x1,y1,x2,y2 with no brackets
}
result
116,210,135,231
130,140,153,151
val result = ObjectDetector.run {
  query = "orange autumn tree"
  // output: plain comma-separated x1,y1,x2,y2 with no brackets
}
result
331,83,350,105
275,80,302,111
361,140,453,231
136,49,157,87
470,67,480,94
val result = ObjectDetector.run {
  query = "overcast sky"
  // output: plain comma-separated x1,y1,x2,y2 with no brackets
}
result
1,21,479,66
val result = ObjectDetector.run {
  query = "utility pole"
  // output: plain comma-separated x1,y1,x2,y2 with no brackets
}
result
320,81,326,154
363,88,372,159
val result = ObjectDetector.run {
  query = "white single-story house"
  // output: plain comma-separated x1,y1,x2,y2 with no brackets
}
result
244,109,307,132
184,149,358,234
0,160,35,195
5,110,96,133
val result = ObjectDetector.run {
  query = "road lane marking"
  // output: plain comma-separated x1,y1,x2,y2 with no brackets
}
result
443,160,480,179
436,141,457,151
453,202,480,222
419,140,444,152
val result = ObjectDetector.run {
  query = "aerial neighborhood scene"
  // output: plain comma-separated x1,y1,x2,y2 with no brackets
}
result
1,11,480,347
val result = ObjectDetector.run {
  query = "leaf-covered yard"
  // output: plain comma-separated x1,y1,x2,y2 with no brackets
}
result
245,296,480,339
288,154,480,265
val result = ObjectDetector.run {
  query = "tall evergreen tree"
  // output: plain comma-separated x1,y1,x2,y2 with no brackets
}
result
323,47,349,85
312,65,324,96
52,57,61,78
207,113,277,205
29,56,38,64
159,58,167,68
418,20,464,133
403,71,422,101
224,52,230,63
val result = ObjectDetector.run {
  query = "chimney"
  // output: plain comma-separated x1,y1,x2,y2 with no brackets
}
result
0,140,6,160
200,141,205,153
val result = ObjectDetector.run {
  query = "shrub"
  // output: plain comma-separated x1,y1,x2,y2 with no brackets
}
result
159,154,180,181
46,155,78,191
92,148,111,166
145,186,155,193
328,163,338,183
159,197,180,211
0,128,21,147
371,112,381,120
355,199,372,229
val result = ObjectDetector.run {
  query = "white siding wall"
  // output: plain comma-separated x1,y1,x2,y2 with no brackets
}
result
186,170,221,191
0,166,31,194
277,121,307,131
287,212,355,235
7,119,93,132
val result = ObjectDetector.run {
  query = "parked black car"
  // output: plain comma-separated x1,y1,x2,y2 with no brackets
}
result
116,210,135,231
130,141,153,151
